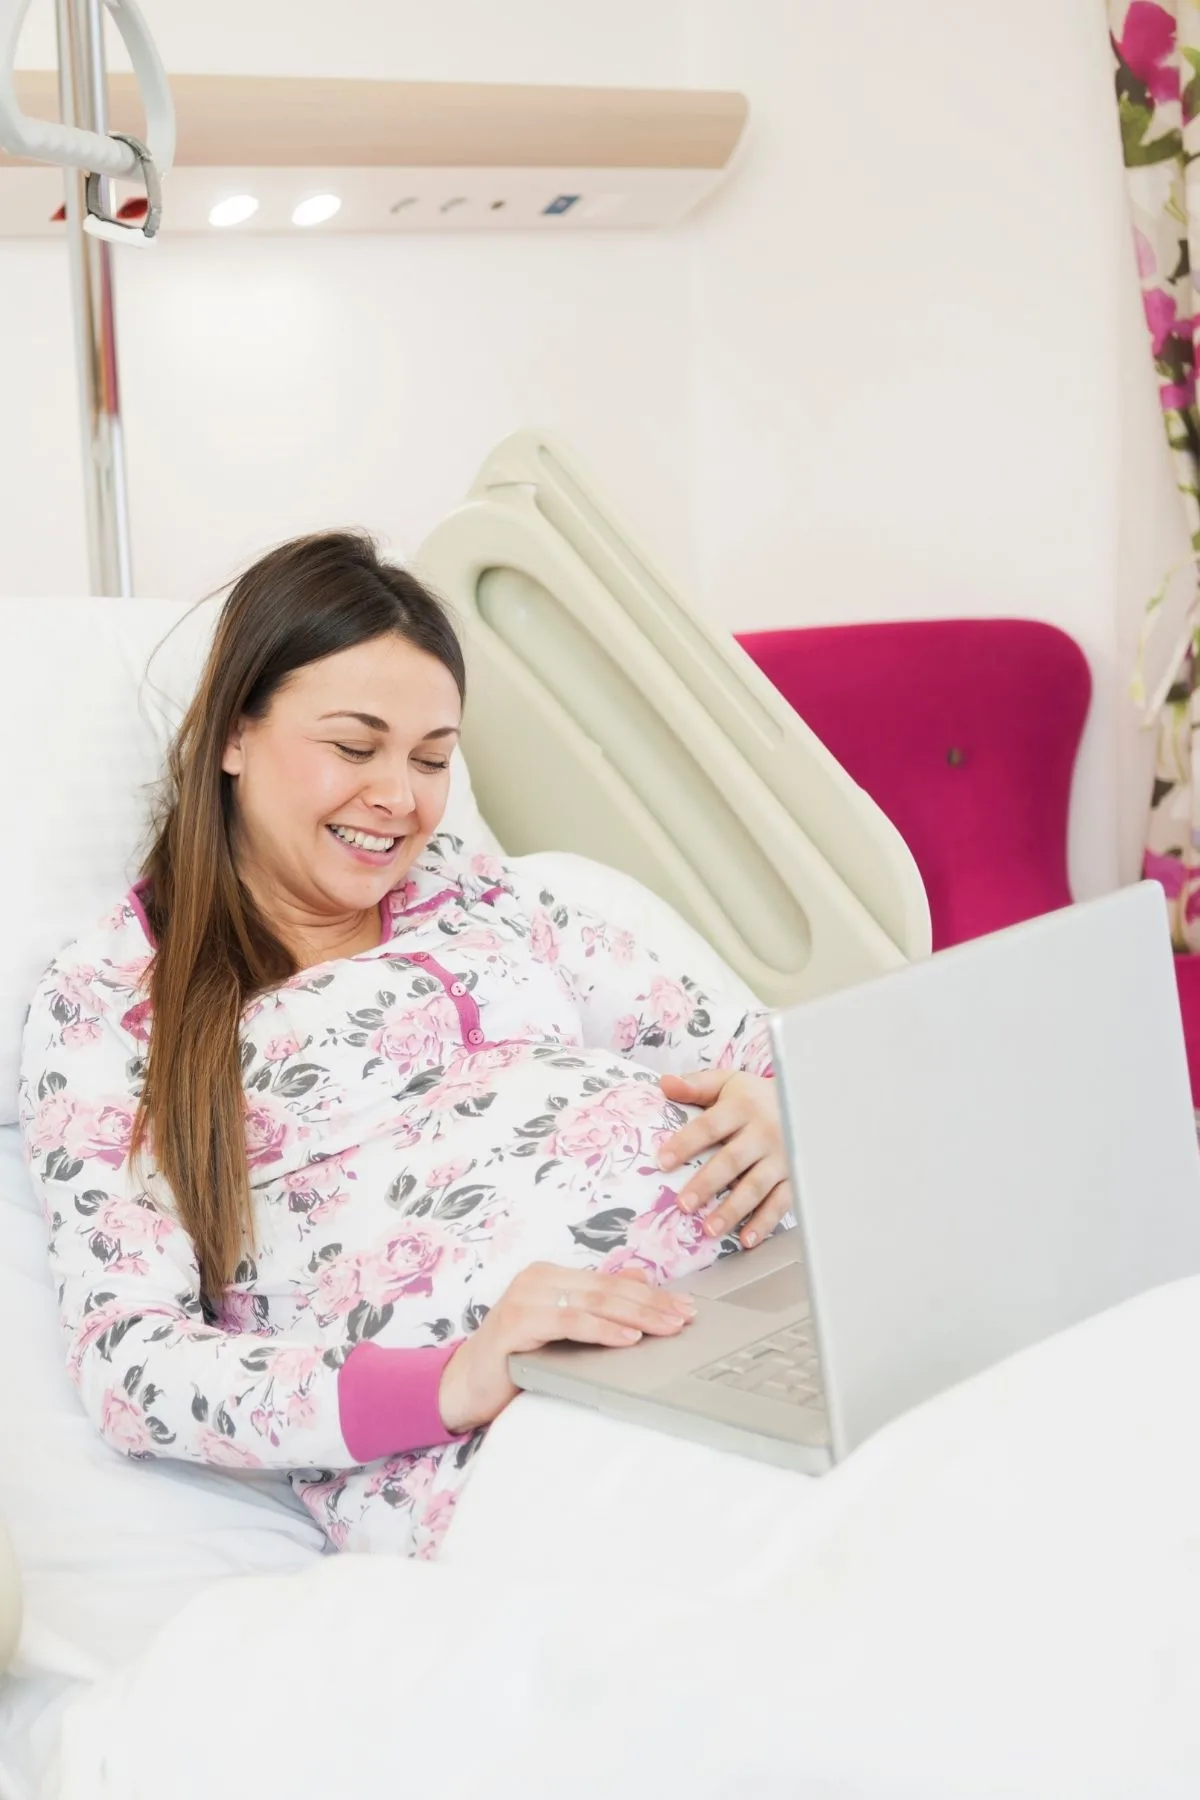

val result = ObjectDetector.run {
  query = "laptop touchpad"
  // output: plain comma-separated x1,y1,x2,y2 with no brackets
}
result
721,1261,808,1313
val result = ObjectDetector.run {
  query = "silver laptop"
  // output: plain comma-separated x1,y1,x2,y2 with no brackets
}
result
510,883,1200,1471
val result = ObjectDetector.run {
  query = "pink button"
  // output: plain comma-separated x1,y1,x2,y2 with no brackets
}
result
408,952,428,963
467,1028,484,1045
450,982,466,997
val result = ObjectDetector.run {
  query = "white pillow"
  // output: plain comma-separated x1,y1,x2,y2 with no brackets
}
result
503,851,763,1012
0,596,500,1126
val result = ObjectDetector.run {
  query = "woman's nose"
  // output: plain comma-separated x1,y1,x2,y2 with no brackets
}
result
364,763,415,818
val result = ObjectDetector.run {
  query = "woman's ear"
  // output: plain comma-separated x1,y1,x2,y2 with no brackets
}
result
221,720,246,778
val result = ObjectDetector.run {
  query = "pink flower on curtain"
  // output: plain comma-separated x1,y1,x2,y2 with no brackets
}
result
1145,850,1200,922
1161,369,1196,410
1141,288,1197,408
1145,850,1187,896
1116,2,1181,103
1145,287,1179,353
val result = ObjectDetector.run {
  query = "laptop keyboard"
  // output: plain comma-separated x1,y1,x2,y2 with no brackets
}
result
693,1317,823,1408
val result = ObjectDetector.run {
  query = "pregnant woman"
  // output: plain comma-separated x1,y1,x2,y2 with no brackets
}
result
18,532,790,1557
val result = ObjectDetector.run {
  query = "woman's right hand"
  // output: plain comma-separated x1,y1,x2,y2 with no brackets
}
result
437,1261,697,1435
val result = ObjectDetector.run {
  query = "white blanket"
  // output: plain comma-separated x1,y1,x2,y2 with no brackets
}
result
52,1277,1200,1799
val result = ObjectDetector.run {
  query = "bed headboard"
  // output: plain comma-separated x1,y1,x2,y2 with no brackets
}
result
416,429,932,1008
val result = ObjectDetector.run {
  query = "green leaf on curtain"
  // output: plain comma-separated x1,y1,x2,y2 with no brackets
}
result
1119,93,1152,154
1184,49,1200,128
1119,94,1181,165
1129,130,1182,166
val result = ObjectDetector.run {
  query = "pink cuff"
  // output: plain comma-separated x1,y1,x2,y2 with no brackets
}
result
337,1338,467,1463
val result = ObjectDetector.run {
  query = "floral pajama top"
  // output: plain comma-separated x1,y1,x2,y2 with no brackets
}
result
18,834,772,1558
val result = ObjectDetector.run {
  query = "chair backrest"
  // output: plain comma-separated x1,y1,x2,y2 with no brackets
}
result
738,619,1091,950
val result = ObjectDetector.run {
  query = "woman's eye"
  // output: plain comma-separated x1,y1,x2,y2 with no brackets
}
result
335,744,374,762
414,758,450,774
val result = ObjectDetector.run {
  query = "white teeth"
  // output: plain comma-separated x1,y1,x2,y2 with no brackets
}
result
330,824,397,853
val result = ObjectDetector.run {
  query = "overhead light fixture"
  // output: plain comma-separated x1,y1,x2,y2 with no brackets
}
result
208,194,259,228
292,193,342,227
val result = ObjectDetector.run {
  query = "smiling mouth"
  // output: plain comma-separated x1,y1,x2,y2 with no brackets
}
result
327,823,402,855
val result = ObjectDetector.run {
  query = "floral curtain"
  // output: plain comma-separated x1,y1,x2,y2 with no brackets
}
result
1112,0,1200,948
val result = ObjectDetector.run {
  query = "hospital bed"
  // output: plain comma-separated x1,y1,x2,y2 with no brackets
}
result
2,435,1200,1800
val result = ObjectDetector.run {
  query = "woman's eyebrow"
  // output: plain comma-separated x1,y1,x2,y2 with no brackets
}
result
319,710,390,731
317,711,460,739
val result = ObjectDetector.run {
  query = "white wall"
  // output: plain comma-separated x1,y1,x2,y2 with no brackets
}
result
2,0,1185,893
680,0,1175,899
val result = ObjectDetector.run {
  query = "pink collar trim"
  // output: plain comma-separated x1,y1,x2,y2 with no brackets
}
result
127,879,155,948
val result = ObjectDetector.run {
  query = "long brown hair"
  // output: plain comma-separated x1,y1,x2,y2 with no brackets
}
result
133,531,465,1308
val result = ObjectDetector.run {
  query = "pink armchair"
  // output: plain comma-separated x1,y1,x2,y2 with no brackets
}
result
737,619,1091,951
738,617,1200,1102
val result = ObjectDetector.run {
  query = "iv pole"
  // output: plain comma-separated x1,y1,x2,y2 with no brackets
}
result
56,0,131,595
0,0,174,594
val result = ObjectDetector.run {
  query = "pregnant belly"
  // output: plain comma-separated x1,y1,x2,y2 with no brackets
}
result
266,1047,740,1347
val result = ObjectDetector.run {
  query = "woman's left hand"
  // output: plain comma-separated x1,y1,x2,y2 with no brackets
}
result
657,1069,792,1249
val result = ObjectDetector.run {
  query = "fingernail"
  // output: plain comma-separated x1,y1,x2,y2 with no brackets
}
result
673,1297,697,1317
705,1217,723,1237
619,1328,641,1343
742,1229,757,1248
659,1153,677,1172
676,1191,693,1212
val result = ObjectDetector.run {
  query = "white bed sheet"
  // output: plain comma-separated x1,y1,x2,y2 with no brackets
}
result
50,1274,1200,1799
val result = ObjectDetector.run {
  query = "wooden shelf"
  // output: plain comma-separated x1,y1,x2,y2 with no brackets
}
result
3,72,748,172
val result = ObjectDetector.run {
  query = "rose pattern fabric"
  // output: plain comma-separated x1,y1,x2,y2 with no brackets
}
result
19,835,772,1558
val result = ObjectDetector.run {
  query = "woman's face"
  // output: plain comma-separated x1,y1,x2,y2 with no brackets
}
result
221,633,462,926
